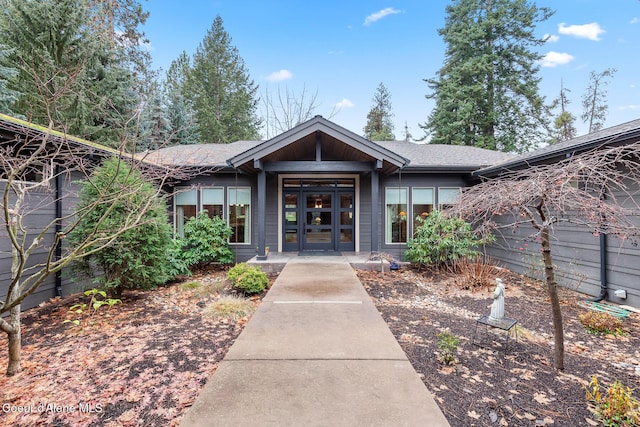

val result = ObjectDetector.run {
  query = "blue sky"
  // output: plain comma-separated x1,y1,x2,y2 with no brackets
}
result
143,0,640,141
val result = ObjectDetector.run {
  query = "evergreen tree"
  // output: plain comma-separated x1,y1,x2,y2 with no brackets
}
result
402,121,413,142
551,79,577,142
422,0,553,153
164,52,200,145
0,0,148,147
363,82,395,141
0,44,20,116
69,157,174,297
139,85,170,150
185,15,261,143
582,68,616,134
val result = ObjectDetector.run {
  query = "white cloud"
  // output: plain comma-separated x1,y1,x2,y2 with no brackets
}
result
335,98,355,110
540,51,575,67
619,104,640,111
364,7,400,26
266,69,293,82
543,33,559,43
631,17,639,24
558,22,605,41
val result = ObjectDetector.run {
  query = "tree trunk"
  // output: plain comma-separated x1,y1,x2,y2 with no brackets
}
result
6,304,21,376
540,226,565,370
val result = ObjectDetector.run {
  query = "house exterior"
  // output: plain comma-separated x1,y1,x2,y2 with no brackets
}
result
3,113,640,310
148,115,514,261
0,113,122,309
476,118,640,308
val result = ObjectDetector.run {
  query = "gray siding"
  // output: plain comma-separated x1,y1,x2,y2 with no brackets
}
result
486,215,640,308
264,174,279,253
359,176,372,252
1,171,86,311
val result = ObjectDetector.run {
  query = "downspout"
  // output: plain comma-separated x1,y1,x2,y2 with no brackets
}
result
594,231,608,301
55,165,63,297
590,191,608,302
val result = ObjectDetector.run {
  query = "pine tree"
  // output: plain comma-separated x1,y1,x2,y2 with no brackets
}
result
139,86,170,150
185,15,261,143
422,0,553,153
0,44,20,116
0,0,148,147
551,79,577,142
164,52,200,145
582,68,616,134
363,82,395,141
402,121,413,142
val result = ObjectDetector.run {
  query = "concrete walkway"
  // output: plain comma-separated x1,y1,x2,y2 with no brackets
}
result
180,256,450,427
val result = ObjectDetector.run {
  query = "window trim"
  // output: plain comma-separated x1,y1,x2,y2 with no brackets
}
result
384,186,409,245
173,187,198,237
411,187,435,237
227,186,252,245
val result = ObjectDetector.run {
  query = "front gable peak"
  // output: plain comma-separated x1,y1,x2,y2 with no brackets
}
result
227,116,409,174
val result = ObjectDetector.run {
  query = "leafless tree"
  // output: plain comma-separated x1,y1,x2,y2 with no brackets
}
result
449,142,640,370
261,85,338,139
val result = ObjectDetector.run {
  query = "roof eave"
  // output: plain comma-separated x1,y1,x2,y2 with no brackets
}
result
475,127,640,177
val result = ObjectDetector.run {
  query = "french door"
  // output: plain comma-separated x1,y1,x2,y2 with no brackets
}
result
282,182,355,252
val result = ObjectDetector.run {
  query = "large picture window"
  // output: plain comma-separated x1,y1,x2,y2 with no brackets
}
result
202,188,224,219
228,187,251,244
438,187,461,210
385,187,408,244
175,189,197,237
412,188,434,235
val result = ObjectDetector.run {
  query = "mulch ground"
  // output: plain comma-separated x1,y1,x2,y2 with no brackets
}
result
358,266,640,427
2,265,639,426
0,266,275,427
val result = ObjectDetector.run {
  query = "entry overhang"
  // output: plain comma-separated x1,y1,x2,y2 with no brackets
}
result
227,116,409,175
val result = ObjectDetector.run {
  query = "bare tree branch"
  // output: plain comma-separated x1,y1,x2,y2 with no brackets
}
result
448,141,640,370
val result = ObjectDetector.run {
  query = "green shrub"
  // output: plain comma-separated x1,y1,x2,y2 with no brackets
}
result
436,329,459,365
227,263,251,284
227,263,268,295
167,239,192,278
586,375,640,426
69,157,174,296
405,210,494,269
177,212,234,269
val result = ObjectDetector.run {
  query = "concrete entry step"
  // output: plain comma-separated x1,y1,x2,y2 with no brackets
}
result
180,260,450,427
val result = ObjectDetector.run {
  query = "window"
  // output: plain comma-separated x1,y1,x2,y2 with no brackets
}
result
202,188,224,219
412,188,434,235
385,187,408,243
438,187,461,210
175,189,197,237
228,187,251,244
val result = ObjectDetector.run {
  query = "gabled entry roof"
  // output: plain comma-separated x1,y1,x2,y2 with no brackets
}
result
227,115,410,175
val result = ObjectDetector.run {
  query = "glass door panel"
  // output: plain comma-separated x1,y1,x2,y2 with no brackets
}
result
283,192,300,251
303,192,333,250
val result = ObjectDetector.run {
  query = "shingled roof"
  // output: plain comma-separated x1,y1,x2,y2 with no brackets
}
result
147,139,514,171
381,141,514,170
476,118,640,176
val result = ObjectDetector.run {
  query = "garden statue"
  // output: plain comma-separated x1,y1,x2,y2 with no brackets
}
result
489,278,505,322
